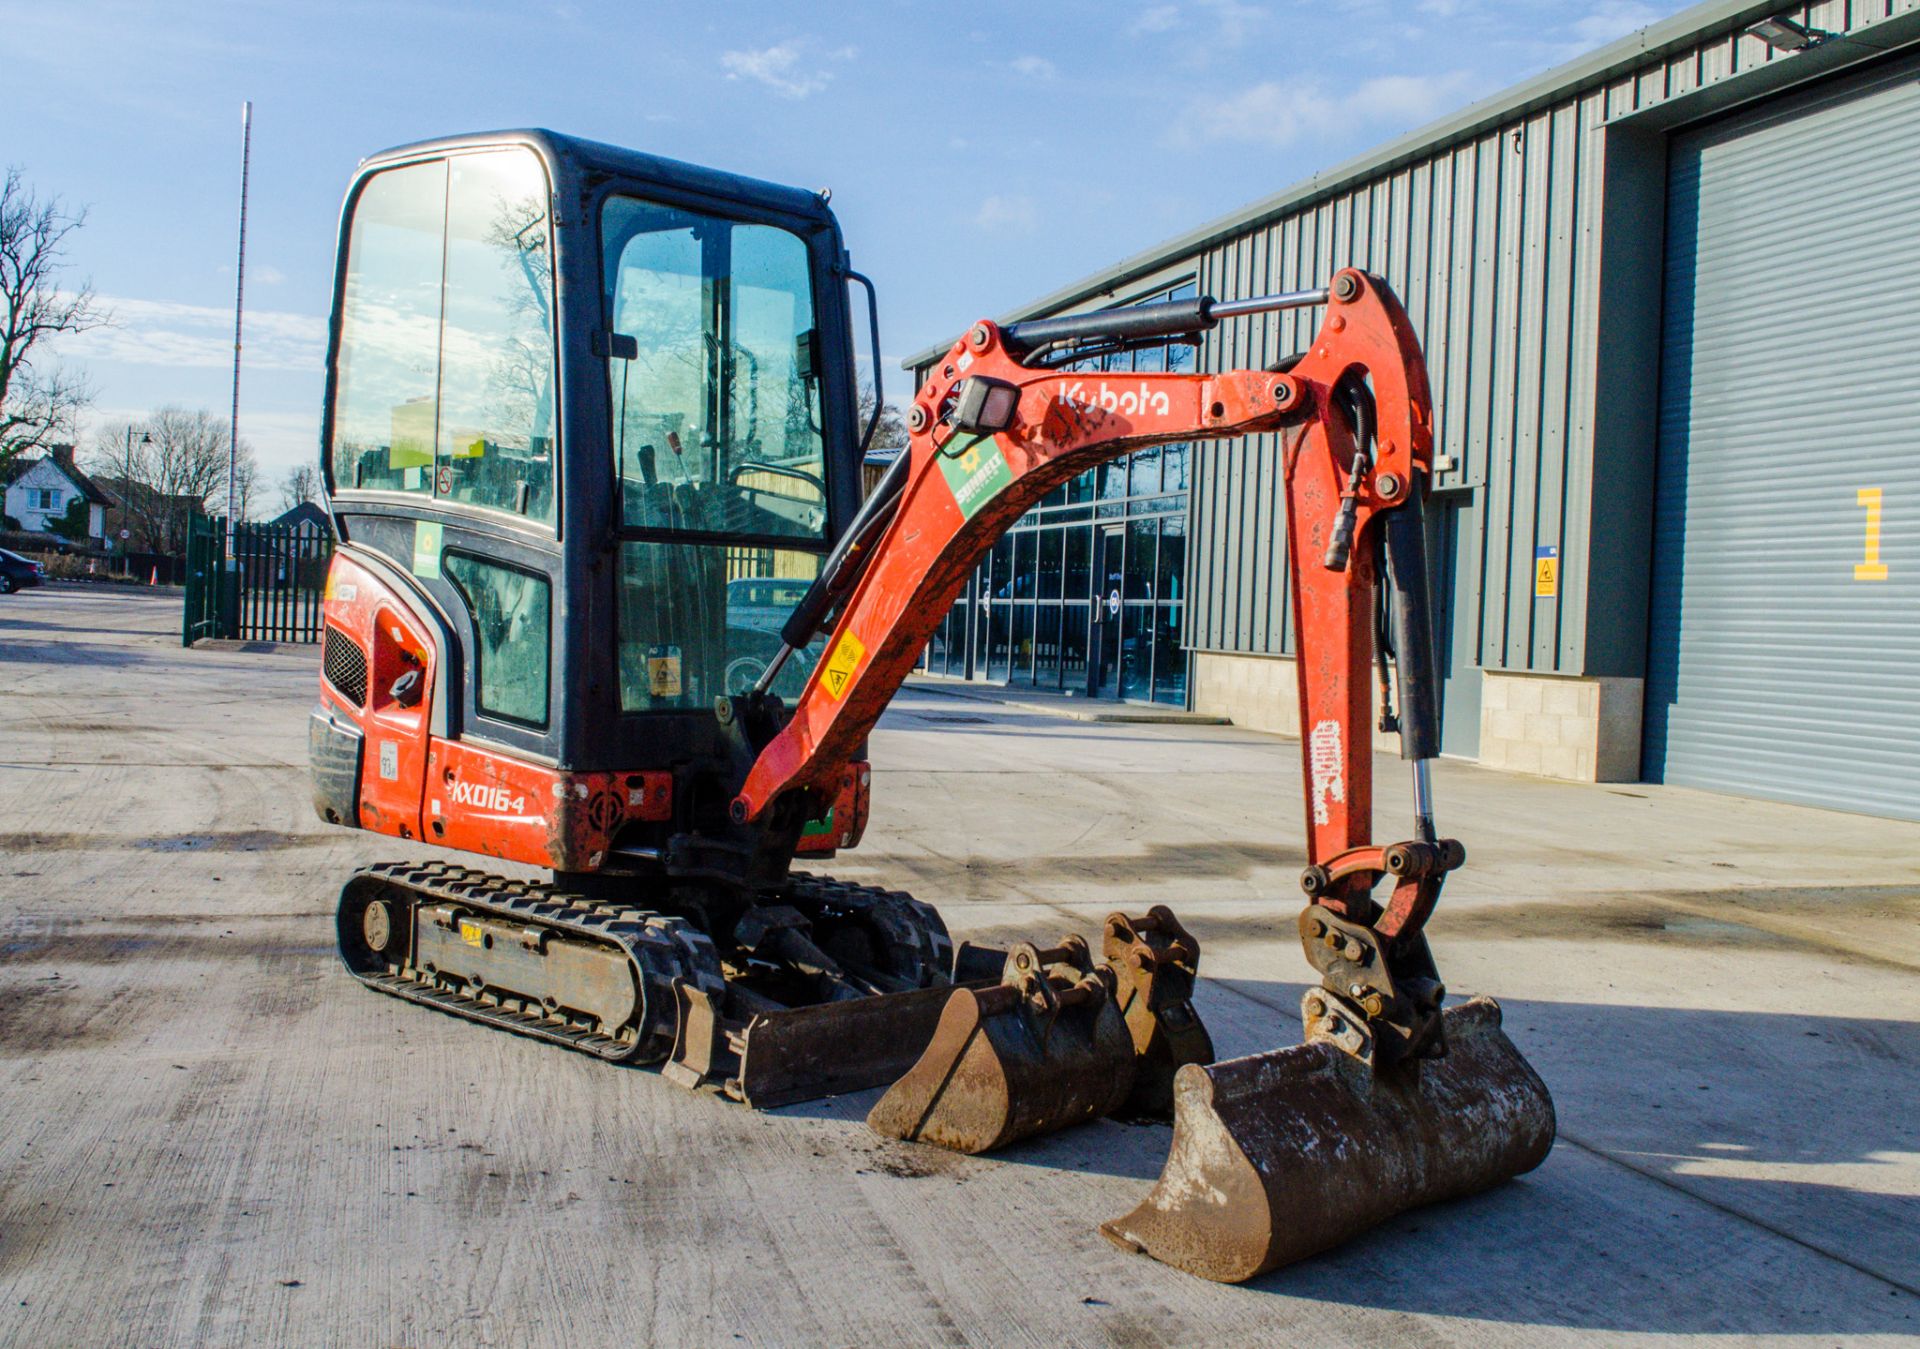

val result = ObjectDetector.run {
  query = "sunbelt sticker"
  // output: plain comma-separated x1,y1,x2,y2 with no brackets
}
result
412,520,443,578
937,434,1014,520
801,806,836,839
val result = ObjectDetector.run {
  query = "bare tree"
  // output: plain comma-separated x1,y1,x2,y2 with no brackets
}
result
231,453,258,522
857,387,909,455
1,168,108,465
278,463,321,515
115,407,257,552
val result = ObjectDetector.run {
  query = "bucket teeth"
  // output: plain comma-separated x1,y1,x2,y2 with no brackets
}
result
1104,906,1215,1120
1100,995,1555,1282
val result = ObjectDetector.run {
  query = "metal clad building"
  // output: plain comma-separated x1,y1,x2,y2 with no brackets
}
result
909,0,1920,820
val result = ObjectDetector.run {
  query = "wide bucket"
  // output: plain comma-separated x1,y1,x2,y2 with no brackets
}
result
867,980,1135,1153
1100,995,1554,1282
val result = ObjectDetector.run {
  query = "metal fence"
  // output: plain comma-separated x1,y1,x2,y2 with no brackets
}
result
183,516,333,645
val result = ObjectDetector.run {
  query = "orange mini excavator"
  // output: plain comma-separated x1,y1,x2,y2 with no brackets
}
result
311,130,1553,1281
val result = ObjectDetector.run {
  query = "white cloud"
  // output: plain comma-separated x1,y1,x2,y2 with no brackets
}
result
1010,55,1057,80
1195,0,1268,44
974,195,1038,234
720,41,856,99
63,295,326,373
1130,4,1181,34
1172,70,1480,148
1571,1,1662,47
253,265,286,285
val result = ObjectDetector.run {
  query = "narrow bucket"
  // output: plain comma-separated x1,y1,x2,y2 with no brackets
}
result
867,952,1135,1153
1100,995,1554,1282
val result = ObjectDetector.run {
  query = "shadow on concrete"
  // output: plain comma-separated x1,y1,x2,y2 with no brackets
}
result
854,840,1307,890
0,637,145,667
952,986,1919,1332
767,961,1920,1331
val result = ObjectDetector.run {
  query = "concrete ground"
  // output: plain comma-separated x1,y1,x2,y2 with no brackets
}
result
1,584,1915,1348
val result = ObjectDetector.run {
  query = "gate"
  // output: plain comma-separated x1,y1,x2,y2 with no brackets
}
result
182,516,334,645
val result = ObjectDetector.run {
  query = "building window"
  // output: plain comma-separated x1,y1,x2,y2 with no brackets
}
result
924,280,1196,704
31,488,62,512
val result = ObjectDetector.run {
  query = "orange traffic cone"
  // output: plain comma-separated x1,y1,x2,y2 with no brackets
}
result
149,566,159,586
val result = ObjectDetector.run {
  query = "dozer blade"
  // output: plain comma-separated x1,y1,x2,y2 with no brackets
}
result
668,979,974,1110
1101,994,1554,1282
867,936,1139,1153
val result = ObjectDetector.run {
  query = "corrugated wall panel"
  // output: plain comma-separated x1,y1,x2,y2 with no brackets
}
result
1559,89,1609,670
1645,59,1920,817
1534,101,1579,669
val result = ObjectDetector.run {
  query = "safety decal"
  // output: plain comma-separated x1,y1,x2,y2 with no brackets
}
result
820,629,867,701
378,740,399,782
459,921,485,948
412,520,443,578
647,645,683,698
937,433,1014,521
1308,719,1346,826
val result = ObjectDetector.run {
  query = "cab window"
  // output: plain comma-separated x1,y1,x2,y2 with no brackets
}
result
444,552,551,726
329,148,557,525
601,196,827,541
330,160,445,498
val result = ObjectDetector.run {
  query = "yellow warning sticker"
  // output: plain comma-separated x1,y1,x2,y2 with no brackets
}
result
820,629,867,701
1534,545,1558,598
646,644,683,698
459,921,485,948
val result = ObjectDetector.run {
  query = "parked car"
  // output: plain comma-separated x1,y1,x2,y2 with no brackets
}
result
724,576,825,698
0,548,46,593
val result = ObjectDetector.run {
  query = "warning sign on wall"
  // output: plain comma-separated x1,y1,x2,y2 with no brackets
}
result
1534,545,1559,598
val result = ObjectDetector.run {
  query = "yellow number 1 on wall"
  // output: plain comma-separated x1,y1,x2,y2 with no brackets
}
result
1855,487,1889,581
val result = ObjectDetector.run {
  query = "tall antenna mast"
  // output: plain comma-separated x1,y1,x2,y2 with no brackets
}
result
226,100,252,578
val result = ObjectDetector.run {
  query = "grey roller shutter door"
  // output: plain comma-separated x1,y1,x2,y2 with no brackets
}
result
1646,62,1920,820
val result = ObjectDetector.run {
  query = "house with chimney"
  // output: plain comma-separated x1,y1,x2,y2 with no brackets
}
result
2,446,117,544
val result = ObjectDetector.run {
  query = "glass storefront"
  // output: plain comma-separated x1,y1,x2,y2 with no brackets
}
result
921,282,1195,706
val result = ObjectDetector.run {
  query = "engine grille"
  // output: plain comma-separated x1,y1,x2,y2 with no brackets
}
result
323,625,368,707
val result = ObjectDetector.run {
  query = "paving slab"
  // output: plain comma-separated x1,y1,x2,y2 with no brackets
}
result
1,584,1916,1346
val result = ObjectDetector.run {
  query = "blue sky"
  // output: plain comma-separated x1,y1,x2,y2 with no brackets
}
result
8,0,1692,496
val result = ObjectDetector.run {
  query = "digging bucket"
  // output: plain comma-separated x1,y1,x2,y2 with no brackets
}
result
867,939,1135,1153
1101,994,1554,1282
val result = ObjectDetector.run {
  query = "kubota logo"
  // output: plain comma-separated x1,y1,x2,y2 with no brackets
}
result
1055,380,1173,419
448,780,527,815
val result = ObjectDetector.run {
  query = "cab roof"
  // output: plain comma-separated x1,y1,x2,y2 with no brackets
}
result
359,128,836,225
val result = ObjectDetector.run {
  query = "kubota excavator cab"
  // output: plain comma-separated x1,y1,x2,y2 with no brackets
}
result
313,130,874,883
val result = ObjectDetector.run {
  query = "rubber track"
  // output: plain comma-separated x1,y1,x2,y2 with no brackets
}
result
337,860,725,1065
338,861,952,1067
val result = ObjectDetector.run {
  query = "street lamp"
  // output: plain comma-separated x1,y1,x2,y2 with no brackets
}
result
119,426,152,575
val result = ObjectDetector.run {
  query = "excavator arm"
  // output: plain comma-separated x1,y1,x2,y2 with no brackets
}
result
736,268,1454,1058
